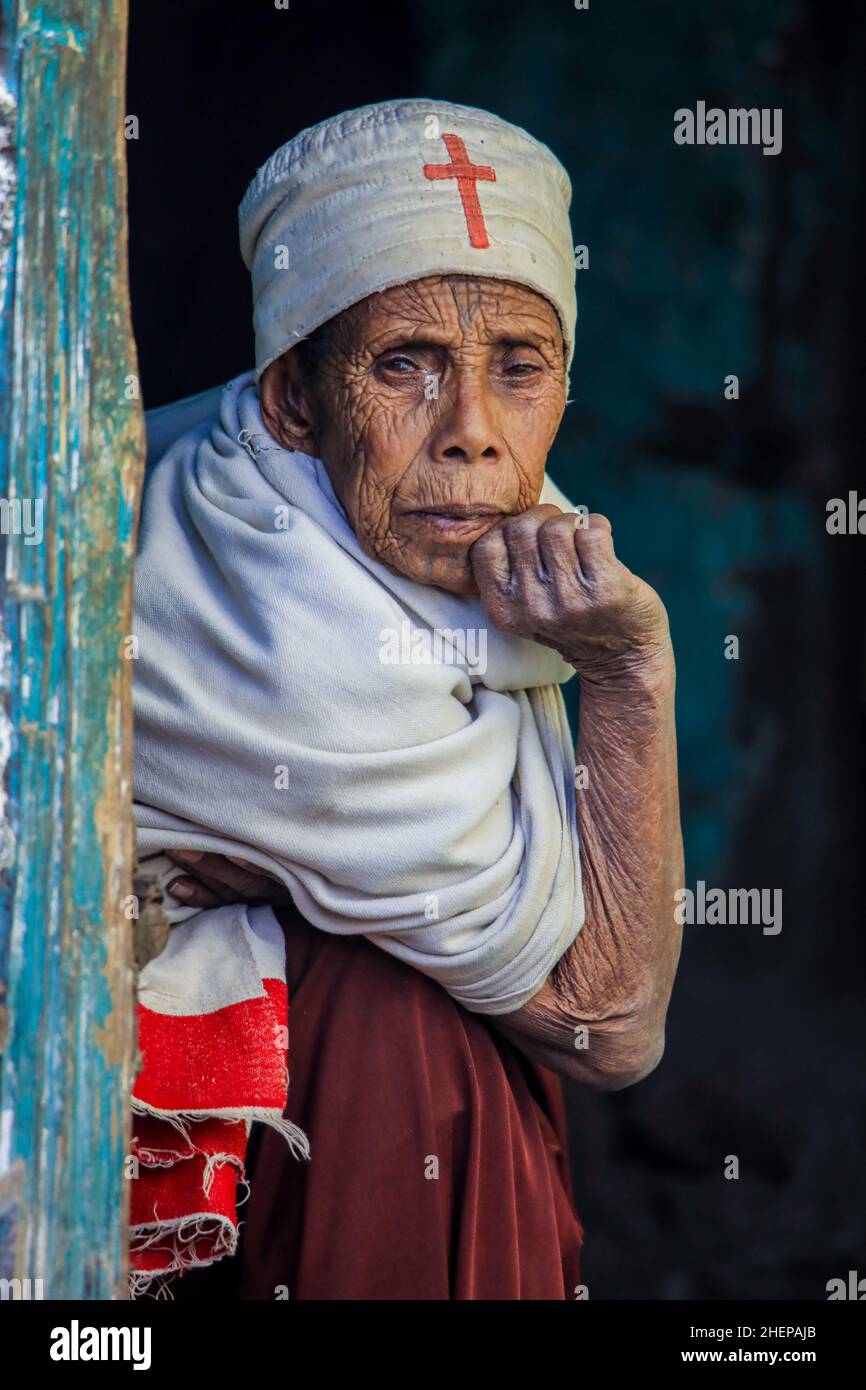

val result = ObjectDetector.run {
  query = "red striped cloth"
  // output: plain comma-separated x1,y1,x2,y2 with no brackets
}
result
129,906,308,1294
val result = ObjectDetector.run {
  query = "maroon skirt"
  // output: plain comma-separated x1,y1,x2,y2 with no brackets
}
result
176,903,584,1301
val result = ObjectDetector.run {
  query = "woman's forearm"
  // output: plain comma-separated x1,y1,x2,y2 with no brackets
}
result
493,644,684,1088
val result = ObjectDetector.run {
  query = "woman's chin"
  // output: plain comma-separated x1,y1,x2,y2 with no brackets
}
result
379,543,479,596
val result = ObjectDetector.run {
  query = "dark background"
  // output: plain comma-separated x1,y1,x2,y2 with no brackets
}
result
127,0,866,1299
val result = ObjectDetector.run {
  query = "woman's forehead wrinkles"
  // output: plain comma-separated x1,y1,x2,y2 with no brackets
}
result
356,280,562,354
373,274,553,318
448,276,485,330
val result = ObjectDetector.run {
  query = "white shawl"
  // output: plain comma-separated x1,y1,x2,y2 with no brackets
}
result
133,372,583,1015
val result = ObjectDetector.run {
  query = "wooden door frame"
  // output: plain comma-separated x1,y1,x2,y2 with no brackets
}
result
0,0,142,1300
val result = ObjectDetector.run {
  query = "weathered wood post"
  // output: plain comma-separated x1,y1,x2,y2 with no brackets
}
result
0,0,143,1299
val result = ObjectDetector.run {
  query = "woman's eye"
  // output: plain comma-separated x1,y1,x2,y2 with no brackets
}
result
382,355,418,373
505,361,540,376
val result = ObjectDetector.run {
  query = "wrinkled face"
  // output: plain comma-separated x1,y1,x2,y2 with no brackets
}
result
260,274,567,594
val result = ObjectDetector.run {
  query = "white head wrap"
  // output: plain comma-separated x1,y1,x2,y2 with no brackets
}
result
238,98,577,379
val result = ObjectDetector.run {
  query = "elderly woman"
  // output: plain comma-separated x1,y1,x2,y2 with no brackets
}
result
130,99,683,1301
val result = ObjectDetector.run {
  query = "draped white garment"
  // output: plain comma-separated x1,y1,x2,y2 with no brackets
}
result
133,372,584,1015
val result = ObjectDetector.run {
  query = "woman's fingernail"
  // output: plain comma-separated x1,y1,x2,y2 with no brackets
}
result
171,879,193,898
172,849,202,864
225,855,253,868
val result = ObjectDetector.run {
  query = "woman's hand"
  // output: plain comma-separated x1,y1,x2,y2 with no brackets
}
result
165,851,292,910
470,506,672,683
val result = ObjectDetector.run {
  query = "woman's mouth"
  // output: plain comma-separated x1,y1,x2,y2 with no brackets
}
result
405,507,508,539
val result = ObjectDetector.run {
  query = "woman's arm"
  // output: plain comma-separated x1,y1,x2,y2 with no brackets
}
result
490,649,682,1089
471,507,684,1090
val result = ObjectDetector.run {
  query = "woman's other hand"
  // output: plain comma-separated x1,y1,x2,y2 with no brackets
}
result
166,851,293,909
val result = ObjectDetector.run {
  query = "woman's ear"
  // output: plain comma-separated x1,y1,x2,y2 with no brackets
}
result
259,351,319,456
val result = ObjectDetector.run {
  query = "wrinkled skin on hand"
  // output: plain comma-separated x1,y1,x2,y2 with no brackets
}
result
470,506,670,681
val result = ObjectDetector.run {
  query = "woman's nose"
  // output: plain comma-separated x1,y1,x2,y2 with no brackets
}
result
427,374,502,466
